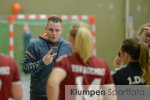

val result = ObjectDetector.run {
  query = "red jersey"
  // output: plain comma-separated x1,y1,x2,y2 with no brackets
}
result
54,53,113,100
0,54,20,100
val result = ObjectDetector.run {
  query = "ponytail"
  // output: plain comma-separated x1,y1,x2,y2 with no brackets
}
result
74,27,93,62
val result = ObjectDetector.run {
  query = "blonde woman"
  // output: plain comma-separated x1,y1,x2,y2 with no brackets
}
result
47,23,116,100
137,23,150,48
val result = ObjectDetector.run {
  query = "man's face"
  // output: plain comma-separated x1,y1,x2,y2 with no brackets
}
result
46,21,62,42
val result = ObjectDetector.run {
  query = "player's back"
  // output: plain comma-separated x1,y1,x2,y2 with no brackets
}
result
54,53,114,100
63,53,113,85
0,54,19,100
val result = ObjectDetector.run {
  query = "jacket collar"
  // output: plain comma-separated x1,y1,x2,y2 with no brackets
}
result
39,33,63,45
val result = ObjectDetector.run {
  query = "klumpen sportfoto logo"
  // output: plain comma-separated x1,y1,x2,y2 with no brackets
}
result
65,85,150,100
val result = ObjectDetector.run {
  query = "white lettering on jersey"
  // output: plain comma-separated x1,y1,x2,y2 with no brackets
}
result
72,64,105,76
0,66,10,75
75,76,103,100
127,76,141,84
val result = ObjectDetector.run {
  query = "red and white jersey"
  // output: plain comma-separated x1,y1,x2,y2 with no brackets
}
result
54,53,114,100
0,54,21,100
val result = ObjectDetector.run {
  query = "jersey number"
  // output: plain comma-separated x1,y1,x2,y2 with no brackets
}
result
75,76,102,100
127,76,141,84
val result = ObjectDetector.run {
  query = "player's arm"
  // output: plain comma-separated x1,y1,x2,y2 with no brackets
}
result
22,42,44,74
47,68,66,100
113,52,122,68
11,82,23,100
22,41,57,74
10,58,23,100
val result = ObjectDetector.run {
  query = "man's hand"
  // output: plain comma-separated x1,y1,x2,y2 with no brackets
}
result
42,49,57,65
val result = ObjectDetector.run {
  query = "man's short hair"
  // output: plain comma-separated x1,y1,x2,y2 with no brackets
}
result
48,15,62,23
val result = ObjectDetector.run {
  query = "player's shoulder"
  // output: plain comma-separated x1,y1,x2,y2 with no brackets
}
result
0,54,16,71
28,38,47,49
111,64,128,75
61,38,70,44
91,56,107,65
33,38,43,44
56,54,70,62
0,54,13,61
60,38,71,47
56,53,75,62
88,56,110,71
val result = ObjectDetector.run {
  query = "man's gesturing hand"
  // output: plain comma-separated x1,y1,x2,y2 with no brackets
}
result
42,49,57,65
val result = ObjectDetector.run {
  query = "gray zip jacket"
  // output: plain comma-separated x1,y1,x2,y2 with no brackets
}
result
22,33,72,100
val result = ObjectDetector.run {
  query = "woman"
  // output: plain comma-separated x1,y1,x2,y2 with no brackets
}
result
113,23,150,67
137,23,150,48
112,38,150,85
46,22,116,100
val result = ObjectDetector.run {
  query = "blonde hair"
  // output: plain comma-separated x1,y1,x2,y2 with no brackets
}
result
137,23,150,36
74,27,93,62
139,43,150,84
69,21,91,39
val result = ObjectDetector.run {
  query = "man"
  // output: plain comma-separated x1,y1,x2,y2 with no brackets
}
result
0,53,22,100
22,15,72,100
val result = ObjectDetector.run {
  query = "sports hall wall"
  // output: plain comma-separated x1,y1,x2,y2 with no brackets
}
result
0,0,150,69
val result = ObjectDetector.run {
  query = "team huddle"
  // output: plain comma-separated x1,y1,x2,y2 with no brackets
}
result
0,16,150,100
